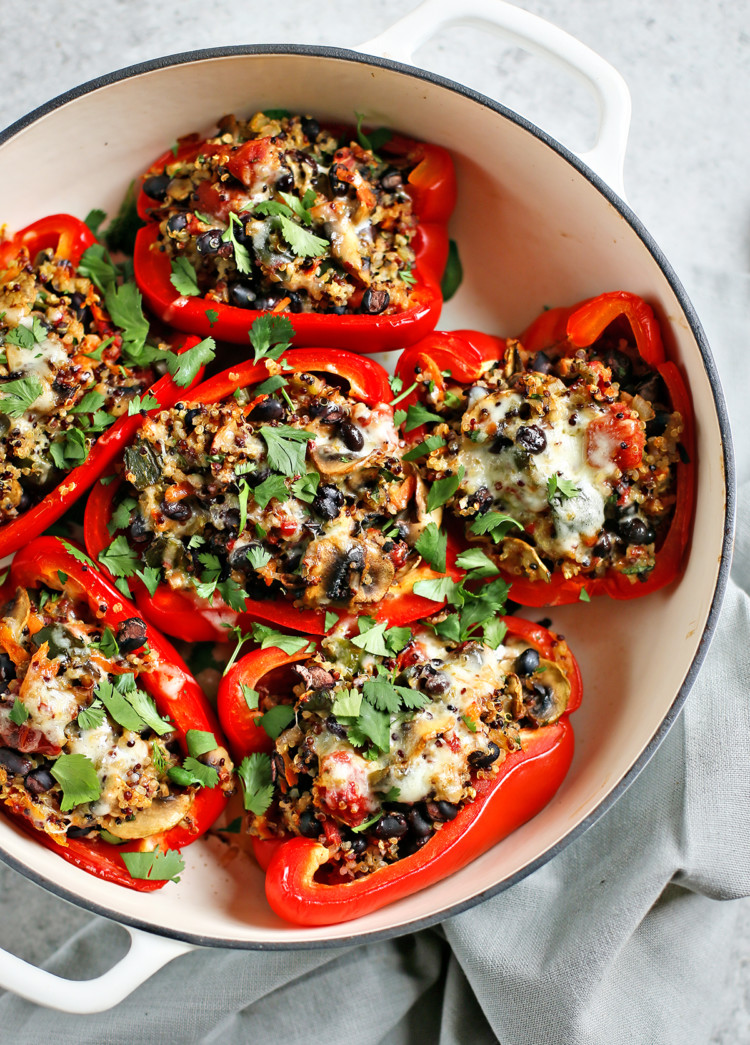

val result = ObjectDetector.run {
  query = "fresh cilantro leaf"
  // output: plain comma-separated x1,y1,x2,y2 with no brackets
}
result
482,617,508,649
217,577,250,612
104,179,145,255
263,108,290,119
426,465,464,513
402,435,445,462
221,212,252,274
98,829,125,845
164,337,216,388
252,474,290,509
237,753,274,815
84,208,107,236
351,620,408,657
469,512,524,542
389,374,404,395
354,113,392,153
250,623,311,655
547,474,580,502
104,282,149,356
127,393,160,416
412,576,459,603
430,613,462,642
277,216,329,258
121,846,185,883
253,200,294,220
59,540,95,568
49,428,89,470
72,390,107,415
206,308,219,326
440,239,463,302
169,757,219,789
136,566,161,597
290,471,319,503
331,688,362,717
253,375,288,396
362,677,401,713
398,269,417,286
278,190,314,226
78,244,118,293
260,425,314,476
108,496,137,536
169,256,201,297
221,623,254,676
246,545,271,570
237,478,250,536
455,548,498,577
95,678,146,732
8,699,29,726
57,570,68,586
99,535,139,578
579,588,591,602
77,700,105,730
461,714,478,733
92,626,120,659
220,817,244,834
259,704,295,739
126,688,173,735
355,700,390,754
241,684,259,710
324,610,339,632
248,314,294,364
393,408,407,427
0,376,42,417
404,402,441,432
51,753,101,811
414,522,447,573
5,317,46,348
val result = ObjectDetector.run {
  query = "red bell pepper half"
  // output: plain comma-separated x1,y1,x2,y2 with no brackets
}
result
1,537,230,891
218,616,581,925
0,214,206,558
133,129,455,352
84,348,463,641
395,295,695,605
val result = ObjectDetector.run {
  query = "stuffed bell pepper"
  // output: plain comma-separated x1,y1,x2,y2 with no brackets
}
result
394,293,694,605
84,316,461,640
0,214,214,556
0,537,233,890
217,591,581,925
134,110,455,350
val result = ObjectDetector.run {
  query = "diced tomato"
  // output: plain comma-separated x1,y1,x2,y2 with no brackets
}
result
316,750,378,828
586,406,645,471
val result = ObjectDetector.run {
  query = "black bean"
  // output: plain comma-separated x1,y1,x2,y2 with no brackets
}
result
196,230,223,255
425,800,459,822
360,288,389,315
249,396,287,422
297,807,321,838
116,617,148,654
636,373,666,405
0,748,31,777
161,499,191,522
527,683,555,719
407,806,433,839
373,813,408,840
227,544,250,570
182,407,201,431
328,164,349,196
348,836,367,856
423,670,450,697
310,400,345,424
593,531,612,558
646,411,670,438
167,213,188,234
531,351,554,374
489,434,513,454
312,484,344,521
275,168,294,192
323,716,346,741
515,425,547,454
25,767,55,795
618,515,656,546
600,347,632,384
301,116,320,141
286,291,304,313
380,168,403,191
0,652,17,688
468,742,501,769
52,377,76,398
338,419,364,451
67,825,96,839
244,468,270,489
143,174,171,200
228,282,258,309
514,647,540,677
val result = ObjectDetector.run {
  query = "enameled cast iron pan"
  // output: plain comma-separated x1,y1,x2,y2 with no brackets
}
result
0,0,734,1012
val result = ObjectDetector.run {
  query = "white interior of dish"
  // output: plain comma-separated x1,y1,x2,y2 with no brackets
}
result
0,52,726,946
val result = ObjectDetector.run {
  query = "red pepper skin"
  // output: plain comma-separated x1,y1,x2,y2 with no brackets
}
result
226,616,580,925
84,349,463,640
0,215,206,558
2,537,230,891
134,133,455,352
395,299,695,605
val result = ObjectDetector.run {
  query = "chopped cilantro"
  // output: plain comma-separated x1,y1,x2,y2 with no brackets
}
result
579,588,591,602
426,466,464,513
331,688,362,718
278,216,329,258
402,435,445,462
246,545,272,571
121,846,185,883
164,337,216,387
461,714,478,733
0,376,43,417
136,566,161,597
454,548,498,577
440,239,463,302
59,540,95,568
221,212,252,274
8,699,29,726
404,401,441,432
206,309,219,326
84,208,107,236
260,425,314,476
250,622,311,655
108,496,137,535
547,474,581,502
77,701,105,731
290,471,320,503
259,704,295,740
249,314,294,364
127,393,160,416
168,757,219,789
324,610,339,632
170,257,200,297
51,753,101,811
237,753,274,815
469,512,523,543
241,684,259,710
99,535,139,578
414,522,447,573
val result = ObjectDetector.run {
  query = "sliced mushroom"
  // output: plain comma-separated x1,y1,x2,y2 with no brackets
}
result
100,792,193,839
495,536,551,583
522,660,570,726
302,532,395,607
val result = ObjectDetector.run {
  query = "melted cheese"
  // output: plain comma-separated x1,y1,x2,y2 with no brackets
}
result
68,725,151,817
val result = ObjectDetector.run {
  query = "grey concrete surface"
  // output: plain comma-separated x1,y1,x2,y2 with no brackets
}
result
0,0,748,1038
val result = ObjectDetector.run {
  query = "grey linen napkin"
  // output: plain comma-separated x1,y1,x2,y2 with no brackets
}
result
0,266,747,1044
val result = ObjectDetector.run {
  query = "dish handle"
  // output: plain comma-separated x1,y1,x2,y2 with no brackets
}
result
0,925,193,1013
357,0,631,199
